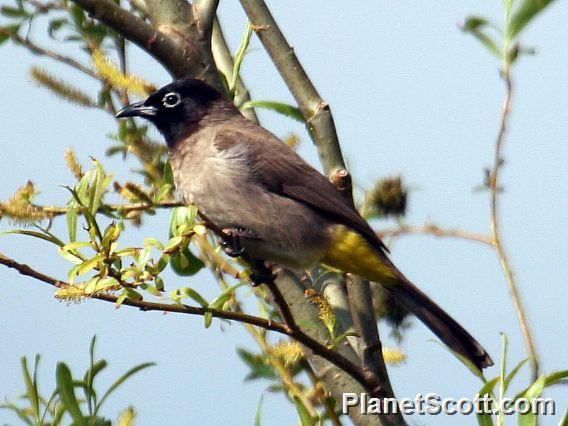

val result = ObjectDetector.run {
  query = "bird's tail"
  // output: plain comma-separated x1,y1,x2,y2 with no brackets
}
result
321,228,493,370
388,273,493,370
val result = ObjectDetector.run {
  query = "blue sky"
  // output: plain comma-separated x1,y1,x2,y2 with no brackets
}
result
1,1,567,424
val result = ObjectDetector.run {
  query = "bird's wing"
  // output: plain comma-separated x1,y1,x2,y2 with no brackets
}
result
213,123,388,253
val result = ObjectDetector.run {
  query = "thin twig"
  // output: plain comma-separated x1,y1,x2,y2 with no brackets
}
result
377,223,494,246
238,3,400,419
490,73,539,380
39,200,182,217
346,275,403,425
300,359,343,426
0,251,384,396
211,18,258,123
0,252,283,332
194,0,220,37
1,30,97,79
70,0,199,80
238,0,346,174
261,275,385,398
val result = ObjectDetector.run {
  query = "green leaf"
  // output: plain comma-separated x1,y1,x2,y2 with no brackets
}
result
240,100,305,123
56,363,85,424
504,358,529,393
70,4,85,31
210,283,245,310
163,235,183,254
479,376,499,397
507,0,556,40
204,311,213,328
236,348,277,381
21,357,40,423
1,229,65,246
183,287,209,308
499,333,508,400
462,16,502,58
476,376,498,426
58,247,84,265
77,253,104,276
513,369,568,401
67,202,79,243
61,241,92,251
47,18,68,39
293,396,315,426
558,408,568,426
155,276,165,291
541,369,568,387
123,288,143,302
476,411,495,426
254,394,264,426
95,362,155,415
0,401,34,425
1,5,29,17
89,159,107,216
230,21,253,93
169,206,198,237
0,24,20,45
517,375,546,426
170,247,205,276
162,160,174,186
83,335,102,414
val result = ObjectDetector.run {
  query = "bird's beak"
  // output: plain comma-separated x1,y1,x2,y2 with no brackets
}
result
115,101,157,119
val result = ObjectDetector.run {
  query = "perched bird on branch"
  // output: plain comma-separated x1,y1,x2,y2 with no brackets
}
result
116,78,493,370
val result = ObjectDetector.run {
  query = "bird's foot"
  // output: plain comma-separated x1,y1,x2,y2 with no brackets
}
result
220,227,258,258
249,260,276,287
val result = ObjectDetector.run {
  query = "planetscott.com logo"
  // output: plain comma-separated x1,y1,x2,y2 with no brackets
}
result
342,393,556,416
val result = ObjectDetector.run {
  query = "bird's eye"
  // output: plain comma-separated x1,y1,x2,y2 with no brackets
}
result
162,92,181,108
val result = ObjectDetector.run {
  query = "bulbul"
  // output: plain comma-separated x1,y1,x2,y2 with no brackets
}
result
116,78,493,370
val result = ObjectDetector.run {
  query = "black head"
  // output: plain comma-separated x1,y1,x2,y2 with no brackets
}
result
116,79,229,146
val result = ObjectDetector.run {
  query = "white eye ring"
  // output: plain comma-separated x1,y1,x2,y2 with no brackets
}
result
162,92,181,108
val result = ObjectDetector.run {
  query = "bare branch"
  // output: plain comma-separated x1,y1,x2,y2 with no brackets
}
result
237,5,402,420
0,251,283,331
1,29,97,79
346,275,402,426
238,0,345,175
377,223,494,246
193,0,219,37
489,73,539,380
39,200,183,217
260,269,387,400
69,0,203,78
0,251,387,398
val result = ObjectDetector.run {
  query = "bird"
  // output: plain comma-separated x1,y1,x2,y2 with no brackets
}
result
116,78,493,370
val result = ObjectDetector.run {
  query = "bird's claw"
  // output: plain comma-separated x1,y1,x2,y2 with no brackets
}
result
220,227,258,258
249,261,276,287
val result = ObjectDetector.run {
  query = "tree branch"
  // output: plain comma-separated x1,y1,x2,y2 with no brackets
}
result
0,251,387,399
377,223,494,246
71,0,188,79
1,29,97,79
0,251,283,332
193,0,219,37
260,269,388,400
490,72,539,380
238,0,345,175
38,200,183,217
237,4,401,422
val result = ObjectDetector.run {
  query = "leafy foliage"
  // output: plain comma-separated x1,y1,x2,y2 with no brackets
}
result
443,334,567,426
462,0,557,68
0,337,152,426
